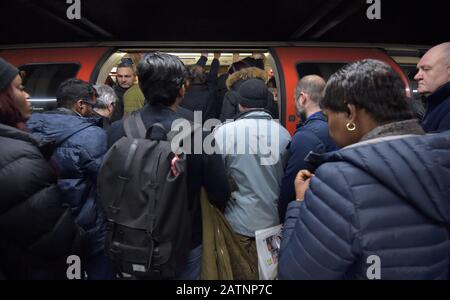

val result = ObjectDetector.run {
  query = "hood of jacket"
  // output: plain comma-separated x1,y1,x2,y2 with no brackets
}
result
26,110,100,145
309,128,450,225
226,67,267,90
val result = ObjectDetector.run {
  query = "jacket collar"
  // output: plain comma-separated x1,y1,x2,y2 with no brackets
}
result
48,108,103,126
304,119,425,166
427,82,450,106
296,111,326,131
44,107,80,116
234,109,273,121
360,119,425,143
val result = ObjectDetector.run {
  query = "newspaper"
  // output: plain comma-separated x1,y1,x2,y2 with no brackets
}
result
255,225,282,280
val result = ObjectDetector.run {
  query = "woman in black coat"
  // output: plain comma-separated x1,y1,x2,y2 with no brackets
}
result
0,58,80,280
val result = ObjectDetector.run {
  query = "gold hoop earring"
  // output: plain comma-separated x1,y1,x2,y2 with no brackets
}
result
346,122,356,132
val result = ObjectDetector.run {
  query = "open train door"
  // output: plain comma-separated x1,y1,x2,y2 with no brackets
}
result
270,47,411,135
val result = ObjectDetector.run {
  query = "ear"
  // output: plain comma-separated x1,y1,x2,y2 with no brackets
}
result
178,84,186,98
74,100,84,114
299,92,305,104
297,92,306,105
346,103,358,123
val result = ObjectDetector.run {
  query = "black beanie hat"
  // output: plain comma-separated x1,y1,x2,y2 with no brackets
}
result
238,78,269,109
0,58,19,92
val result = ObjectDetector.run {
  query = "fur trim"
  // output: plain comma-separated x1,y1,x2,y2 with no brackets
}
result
226,67,267,90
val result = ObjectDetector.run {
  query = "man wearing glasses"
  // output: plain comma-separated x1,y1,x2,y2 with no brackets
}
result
27,78,115,280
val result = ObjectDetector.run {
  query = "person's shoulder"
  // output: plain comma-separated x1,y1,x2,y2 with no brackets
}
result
271,121,291,140
302,117,330,133
292,127,322,145
312,159,360,201
77,123,106,138
124,84,145,99
107,119,126,146
214,119,233,133
0,134,39,159
176,106,195,122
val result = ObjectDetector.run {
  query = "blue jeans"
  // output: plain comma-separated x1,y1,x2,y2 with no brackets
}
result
175,245,202,280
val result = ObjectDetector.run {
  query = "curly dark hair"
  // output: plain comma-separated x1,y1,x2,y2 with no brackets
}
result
137,53,187,106
321,59,414,123
56,78,97,109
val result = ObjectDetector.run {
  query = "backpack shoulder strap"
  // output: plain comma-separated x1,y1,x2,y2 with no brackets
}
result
124,112,147,139
124,112,170,141
146,123,167,141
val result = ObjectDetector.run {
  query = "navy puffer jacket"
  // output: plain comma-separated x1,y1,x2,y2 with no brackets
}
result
279,131,450,280
27,109,108,256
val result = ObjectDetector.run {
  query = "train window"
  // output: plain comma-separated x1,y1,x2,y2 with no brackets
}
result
19,63,80,98
399,64,419,95
296,62,346,80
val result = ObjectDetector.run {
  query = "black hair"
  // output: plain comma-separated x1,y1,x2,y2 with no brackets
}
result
321,59,414,123
56,78,97,109
117,59,136,74
228,60,251,75
120,57,134,66
137,53,187,106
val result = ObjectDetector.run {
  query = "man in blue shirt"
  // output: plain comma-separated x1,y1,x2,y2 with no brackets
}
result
278,75,338,222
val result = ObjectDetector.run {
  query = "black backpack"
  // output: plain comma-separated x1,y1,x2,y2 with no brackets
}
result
98,112,192,279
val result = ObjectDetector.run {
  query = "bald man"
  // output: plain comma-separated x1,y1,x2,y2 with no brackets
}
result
415,42,450,132
278,75,338,221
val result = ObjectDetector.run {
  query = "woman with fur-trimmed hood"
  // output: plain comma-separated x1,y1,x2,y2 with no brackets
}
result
219,67,278,122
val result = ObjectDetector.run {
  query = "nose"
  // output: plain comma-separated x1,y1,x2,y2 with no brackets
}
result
414,70,422,81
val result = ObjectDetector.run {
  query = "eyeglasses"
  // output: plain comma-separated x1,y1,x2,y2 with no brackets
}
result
82,99,97,108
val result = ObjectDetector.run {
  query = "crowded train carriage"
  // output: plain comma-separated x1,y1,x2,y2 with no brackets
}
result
0,42,449,280
0,43,422,134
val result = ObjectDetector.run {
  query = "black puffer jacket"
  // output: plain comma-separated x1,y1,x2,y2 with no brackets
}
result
0,124,80,280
